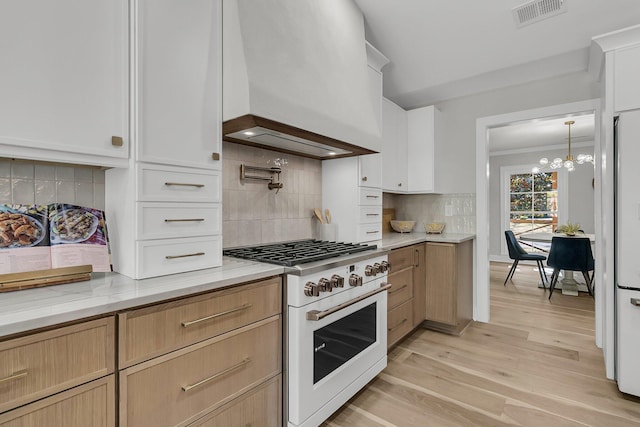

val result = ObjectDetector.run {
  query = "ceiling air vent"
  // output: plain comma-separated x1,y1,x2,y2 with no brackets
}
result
512,0,567,28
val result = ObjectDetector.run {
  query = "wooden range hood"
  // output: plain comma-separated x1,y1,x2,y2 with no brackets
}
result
223,114,376,160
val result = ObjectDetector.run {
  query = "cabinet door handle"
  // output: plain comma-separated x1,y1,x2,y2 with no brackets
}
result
165,252,205,259
362,176,368,182
388,318,408,332
388,284,408,294
212,152,220,161
181,358,251,392
164,218,205,223
397,183,402,187
415,249,420,267
164,182,205,188
181,304,252,327
306,283,392,321
631,298,640,306
0,369,27,384
111,136,124,146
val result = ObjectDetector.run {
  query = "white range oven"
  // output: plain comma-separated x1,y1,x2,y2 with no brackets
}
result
224,240,391,427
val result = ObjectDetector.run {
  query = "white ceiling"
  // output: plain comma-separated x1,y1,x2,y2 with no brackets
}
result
354,0,640,109
488,112,594,153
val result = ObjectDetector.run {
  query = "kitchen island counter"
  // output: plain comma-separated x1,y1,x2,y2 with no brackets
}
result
380,232,475,250
0,258,283,337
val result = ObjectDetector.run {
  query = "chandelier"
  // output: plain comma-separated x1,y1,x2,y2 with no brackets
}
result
533,120,594,173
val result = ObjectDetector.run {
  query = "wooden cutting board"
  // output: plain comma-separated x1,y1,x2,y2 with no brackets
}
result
382,208,395,233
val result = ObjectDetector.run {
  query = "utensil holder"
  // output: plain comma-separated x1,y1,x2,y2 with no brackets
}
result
316,223,337,241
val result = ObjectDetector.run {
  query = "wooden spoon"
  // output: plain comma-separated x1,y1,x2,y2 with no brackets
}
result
313,208,324,224
324,209,331,224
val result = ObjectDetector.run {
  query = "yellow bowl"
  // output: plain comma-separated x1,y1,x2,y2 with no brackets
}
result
390,220,416,233
425,222,445,234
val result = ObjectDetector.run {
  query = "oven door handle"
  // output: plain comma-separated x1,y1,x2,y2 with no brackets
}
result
306,283,392,321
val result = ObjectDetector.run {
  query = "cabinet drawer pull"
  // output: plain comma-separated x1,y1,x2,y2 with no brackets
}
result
181,358,251,392
362,176,368,181
366,213,380,217
165,252,205,260
365,195,379,199
388,284,408,294
181,304,252,327
631,298,640,306
366,230,380,234
164,218,205,223
388,318,408,332
164,182,205,188
111,136,124,146
0,369,27,384
212,152,220,161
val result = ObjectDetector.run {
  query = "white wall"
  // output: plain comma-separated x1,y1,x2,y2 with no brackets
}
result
488,147,595,257
432,71,600,194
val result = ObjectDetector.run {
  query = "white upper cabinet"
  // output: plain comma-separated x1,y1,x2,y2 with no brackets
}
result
359,154,382,188
0,0,129,167
614,44,640,112
382,98,408,192
407,105,442,193
137,0,222,169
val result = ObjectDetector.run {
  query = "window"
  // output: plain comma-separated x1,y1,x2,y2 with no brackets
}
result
509,171,558,234
500,165,567,255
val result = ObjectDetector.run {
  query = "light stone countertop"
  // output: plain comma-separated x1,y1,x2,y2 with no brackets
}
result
0,257,283,338
379,232,476,250
0,233,476,337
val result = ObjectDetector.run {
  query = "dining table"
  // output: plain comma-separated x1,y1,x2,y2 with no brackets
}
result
518,232,595,296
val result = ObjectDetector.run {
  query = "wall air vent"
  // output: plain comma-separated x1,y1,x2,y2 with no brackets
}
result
512,0,567,28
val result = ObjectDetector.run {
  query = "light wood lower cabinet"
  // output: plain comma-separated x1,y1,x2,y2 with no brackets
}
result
425,240,473,335
188,375,281,427
0,317,115,414
386,243,425,348
0,376,115,427
120,315,281,427
118,277,282,368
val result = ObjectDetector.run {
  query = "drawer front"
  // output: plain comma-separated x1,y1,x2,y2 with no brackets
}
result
120,316,281,427
388,299,413,348
119,277,282,368
359,206,382,224
188,375,281,427
137,203,221,240
137,236,222,279
387,267,413,309
0,376,115,427
138,164,221,203
389,245,414,272
357,223,382,242
358,188,382,206
0,317,114,414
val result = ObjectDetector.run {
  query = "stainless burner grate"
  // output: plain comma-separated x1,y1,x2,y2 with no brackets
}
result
223,239,376,266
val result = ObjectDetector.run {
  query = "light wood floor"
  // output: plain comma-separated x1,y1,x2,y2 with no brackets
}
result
322,261,640,427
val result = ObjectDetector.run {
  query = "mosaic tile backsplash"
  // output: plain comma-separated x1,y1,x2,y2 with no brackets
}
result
0,159,105,210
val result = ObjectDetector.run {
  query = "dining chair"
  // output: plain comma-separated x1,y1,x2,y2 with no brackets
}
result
547,236,595,300
504,230,548,287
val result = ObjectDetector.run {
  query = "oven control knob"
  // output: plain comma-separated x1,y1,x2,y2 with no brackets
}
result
374,262,385,273
331,274,344,288
304,281,320,297
381,260,391,273
318,277,332,292
349,274,363,287
364,265,379,277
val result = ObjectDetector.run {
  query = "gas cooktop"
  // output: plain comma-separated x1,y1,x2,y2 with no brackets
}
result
223,239,377,267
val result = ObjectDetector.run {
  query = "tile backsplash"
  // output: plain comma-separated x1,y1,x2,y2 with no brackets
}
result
384,193,476,234
222,142,321,247
0,159,105,209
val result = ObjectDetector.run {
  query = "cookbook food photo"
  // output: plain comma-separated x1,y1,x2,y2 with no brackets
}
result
0,203,111,275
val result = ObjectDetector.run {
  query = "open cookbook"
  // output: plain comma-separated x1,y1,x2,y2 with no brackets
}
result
0,203,111,274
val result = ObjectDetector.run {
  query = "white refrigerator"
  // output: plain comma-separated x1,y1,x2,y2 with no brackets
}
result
615,109,640,396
